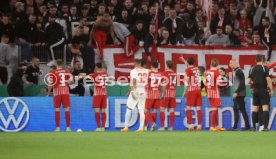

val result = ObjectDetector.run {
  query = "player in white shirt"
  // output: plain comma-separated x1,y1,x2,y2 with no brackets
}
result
121,59,149,132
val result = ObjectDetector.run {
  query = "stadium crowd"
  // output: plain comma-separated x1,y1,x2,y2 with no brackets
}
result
1,0,276,94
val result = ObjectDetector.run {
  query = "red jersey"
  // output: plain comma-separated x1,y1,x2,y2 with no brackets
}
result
147,71,163,99
205,69,220,98
89,72,108,96
185,66,201,92
50,68,70,96
162,70,177,98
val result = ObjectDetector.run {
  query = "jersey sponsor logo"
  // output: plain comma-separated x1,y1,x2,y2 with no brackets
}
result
0,97,30,132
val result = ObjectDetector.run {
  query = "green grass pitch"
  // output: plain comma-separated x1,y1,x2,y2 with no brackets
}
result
1,131,276,159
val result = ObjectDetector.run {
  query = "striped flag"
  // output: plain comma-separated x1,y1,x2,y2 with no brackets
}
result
201,0,212,28
151,3,159,62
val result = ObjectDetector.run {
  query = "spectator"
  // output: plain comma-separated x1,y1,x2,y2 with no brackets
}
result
26,57,41,84
15,14,37,44
116,9,133,29
162,8,184,44
254,17,276,61
225,25,241,46
0,35,9,84
195,8,206,24
240,29,253,46
26,5,35,16
72,17,90,38
182,0,196,21
7,68,24,97
210,6,232,34
107,3,116,20
89,0,98,20
182,19,198,45
0,14,15,43
38,4,47,17
158,28,171,46
252,32,263,46
236,10,251,34
133,7,148,25
211,1,219,17
60,3,71,33
45,5,68,39
123,0,135,17
33,22,45,45
229,5,238,25
90,16,113,60
69,4,79,22
15,14,37,61
80,5,93,21
69,61,85,96
206,26,230,46
144,23,157,62
124,20,145,57
195,20,206,45
45,15,65,66
98,3,107,17
218,67,230,96
12,2,27,22
163,5,171,19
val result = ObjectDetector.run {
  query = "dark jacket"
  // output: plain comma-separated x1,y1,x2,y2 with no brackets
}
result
210,15,232,34
254,23,276,45
7,69,24,97
45,22,65,44
233,67,246,96
143,33,154,56
15,20,37,43
162,16,184,44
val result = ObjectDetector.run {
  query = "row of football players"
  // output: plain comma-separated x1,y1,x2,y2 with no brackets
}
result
120,57,225,132
48,57,224,132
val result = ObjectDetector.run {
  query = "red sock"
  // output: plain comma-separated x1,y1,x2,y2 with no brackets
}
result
145,111,154,124
65,111,70,127
211,110,218,127
55,111,60,127
102,112,106,128
186,110,192,125
95,112,100,128
152,113,157,122
197,110,202,126
170,112,175,128
160,112,165,127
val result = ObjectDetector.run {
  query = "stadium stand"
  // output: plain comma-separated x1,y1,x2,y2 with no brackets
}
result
1,0,276,96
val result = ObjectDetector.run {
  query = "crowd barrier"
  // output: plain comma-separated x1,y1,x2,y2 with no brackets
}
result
1,96,276,132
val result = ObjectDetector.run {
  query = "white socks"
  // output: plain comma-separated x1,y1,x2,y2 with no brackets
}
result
124,108,131,128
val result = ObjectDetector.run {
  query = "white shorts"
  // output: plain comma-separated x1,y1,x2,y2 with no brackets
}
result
127,92,146,110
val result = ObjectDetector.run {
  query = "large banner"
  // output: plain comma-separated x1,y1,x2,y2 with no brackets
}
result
103,46,276,83
1,97,276,132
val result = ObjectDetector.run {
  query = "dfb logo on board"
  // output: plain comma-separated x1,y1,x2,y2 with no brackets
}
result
0,97,30,132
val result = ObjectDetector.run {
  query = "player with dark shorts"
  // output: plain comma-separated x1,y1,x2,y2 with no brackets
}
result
47,59,71,132
248,55,273,131
159,61,177,131
89,63,108,131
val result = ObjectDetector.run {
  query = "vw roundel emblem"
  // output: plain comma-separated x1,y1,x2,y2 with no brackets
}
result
0,97,30,132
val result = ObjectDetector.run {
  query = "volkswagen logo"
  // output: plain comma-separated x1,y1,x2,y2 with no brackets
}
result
0,97,30,132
